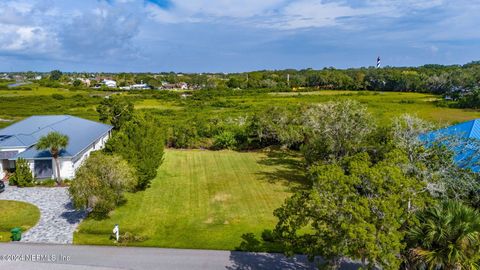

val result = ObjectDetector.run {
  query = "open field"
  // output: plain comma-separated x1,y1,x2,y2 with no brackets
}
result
0,200,40,242
74,149,306,250
2,87,480,129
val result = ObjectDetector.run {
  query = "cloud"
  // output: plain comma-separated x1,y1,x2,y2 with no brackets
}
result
59,5,142,59
146,0,449,30
0,0,145,64
0,2,59,55
271,0,377,29
0,0,478,71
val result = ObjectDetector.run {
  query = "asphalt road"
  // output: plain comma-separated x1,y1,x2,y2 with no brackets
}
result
0,243,319,270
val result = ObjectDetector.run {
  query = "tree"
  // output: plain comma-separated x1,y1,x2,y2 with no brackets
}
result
391,114,480,207
49,70,63,81
274,150,428,270
246,106,303,149
72,79,82,88
405,200,480,270
36,132,69,184
391,114,434,164
69,153,136,218
105,116,164,190
301,100,375,164
10,158,34,187
96,96,134,130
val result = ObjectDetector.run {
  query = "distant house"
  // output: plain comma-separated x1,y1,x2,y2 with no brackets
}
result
103,79,117,88
75,78,91,86
0,115,112,180
120,83,150,90
130,83,150,90
159,82,189,90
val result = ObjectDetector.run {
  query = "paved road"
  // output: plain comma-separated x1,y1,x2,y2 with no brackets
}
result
0,185,86,244
0,243,325,270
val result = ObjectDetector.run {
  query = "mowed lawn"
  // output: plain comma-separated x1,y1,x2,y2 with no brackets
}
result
0,200,40,242
75,149,305,250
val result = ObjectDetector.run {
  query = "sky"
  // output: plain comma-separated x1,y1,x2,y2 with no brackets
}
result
0,0,479,72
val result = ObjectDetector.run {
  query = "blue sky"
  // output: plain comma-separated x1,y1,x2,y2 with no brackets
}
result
0,0,478,72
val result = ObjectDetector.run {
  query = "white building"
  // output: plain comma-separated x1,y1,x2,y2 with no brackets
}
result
103,79,117,88
0,115,113,180
130,83,150,90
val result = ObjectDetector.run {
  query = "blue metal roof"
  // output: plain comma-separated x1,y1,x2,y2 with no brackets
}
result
0,115,112,160
423,119,480,172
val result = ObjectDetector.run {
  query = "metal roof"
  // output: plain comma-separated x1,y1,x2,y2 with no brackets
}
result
424,119,480,172
0,115,112,160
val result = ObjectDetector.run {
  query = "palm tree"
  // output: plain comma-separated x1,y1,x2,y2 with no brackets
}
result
406,200,480,270
36,132,69,184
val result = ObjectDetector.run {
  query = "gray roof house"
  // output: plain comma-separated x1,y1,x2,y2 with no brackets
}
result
0,115,112,180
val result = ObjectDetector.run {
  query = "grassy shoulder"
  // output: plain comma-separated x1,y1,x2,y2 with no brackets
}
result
0,200,40,242
74,149,306,250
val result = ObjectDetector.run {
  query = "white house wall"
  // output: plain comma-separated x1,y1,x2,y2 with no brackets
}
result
0,147,27,179
61,131,110,180
29,131,111,180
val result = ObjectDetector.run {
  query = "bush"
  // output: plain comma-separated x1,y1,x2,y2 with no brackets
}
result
9,158,34,187
69,153,137,218
51,93,65,100
35,179,57,187
116,232,148,245
212,131,237,150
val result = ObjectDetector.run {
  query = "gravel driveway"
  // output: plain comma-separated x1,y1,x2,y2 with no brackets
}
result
0,184,87,244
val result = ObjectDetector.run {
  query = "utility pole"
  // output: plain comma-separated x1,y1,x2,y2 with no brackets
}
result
287,74,290,87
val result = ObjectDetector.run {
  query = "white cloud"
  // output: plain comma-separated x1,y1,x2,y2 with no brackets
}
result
0,2,59,54
147,0,450,30
271,0,377,29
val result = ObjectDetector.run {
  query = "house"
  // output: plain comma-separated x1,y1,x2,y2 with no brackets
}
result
159,82,189,90
0,115,113,180
423,119,480,172
119,83,150,90
103,79,117,88
130,83,150,90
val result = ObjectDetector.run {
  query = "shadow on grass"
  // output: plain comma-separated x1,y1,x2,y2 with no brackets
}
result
256,150,309,192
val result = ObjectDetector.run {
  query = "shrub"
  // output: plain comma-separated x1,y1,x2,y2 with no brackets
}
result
212,131,237,150
117,232,148,245
261,229,276,242
36,179,57,187
69,153,137,218
51,93,65,100
9,158,34,187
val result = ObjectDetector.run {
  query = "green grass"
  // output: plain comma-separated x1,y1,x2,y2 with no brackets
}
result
0,200,40,242
2,87,480,129
237,91,480,125
0,85,86,97
75,149,306,250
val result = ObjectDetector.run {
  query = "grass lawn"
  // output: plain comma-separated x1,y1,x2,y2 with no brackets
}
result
0,200,40,242
75,149,306,250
